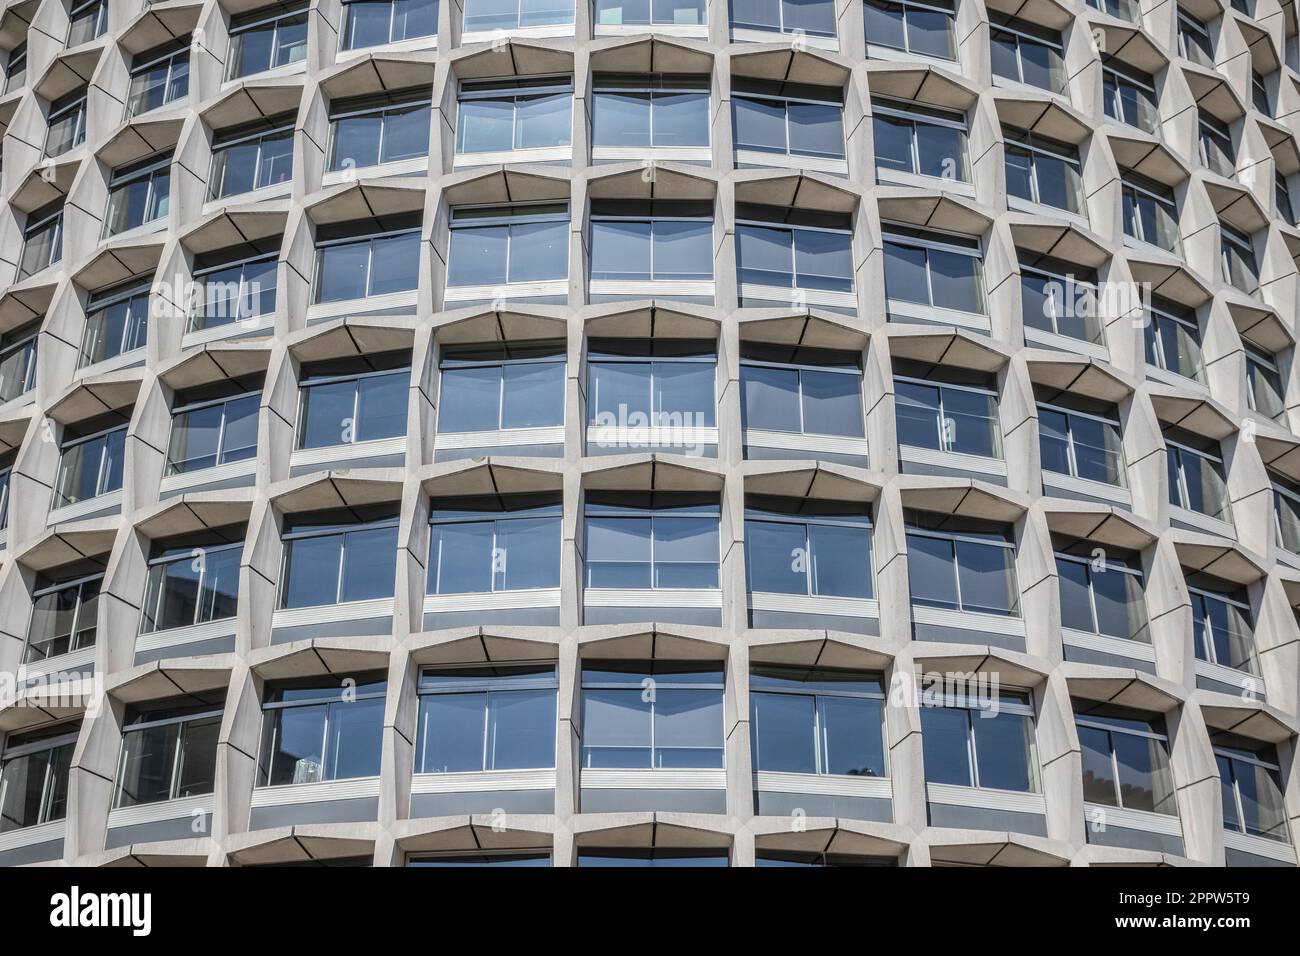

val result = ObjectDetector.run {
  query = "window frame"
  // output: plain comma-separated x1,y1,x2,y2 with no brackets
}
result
18,203,63,280
66,0,109,47
165,389,262,475
209,117,296,200
989,15,1065,93
454,75,574,156
436,341,566,433
1144,296,1203,381
44,86,87,157
0,723,79,831
1102,59,1159,134
255,677,388,787
1189,583,1256,672
1215,743,1291,843
589,200,714,283
738,349,865,438
189,249,279,332
905,517,1020,617
863,0,957,59
882,223,987,314
920,688,1040,792
1165,430,1231,521
277,513,401,609
226,2,310,80
102,153,173,238
125,42,191,119
340,0,440,51
139,538,245,633
1075,709,1178,815
1121,171,1180,252
743,506,875,599
1002,126,1084,214
79,278,151,367
894,371,1003,458
295,362,410,448
583,497,722,591
426,499,563,595
312,222,422,303
52,422,128,508
327,88,433,171
1037,398,1126,486
112,704,223,808
1055,549,1149,642
24,572,104,663
734,210,855,293
732,82,846,161
445,202,571,288
590,74,711,149
873,96,970,181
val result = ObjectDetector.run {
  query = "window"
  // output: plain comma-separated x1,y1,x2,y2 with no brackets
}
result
415,664,557,773
114,697,222,807
1252,69,1270,116
210,115,295,199
53,418,126,508
257,674,387,786
456,76,571,156
1075,702,1177,815
864,0,956,59
594,0,704,26
732,79,844,160
166,384,261,475
18,202,62,279
1198,111,1235,178
1003,126,1083,214
1103,58,1158,134
427,493,562,594
126,40,190,118
1144,294,1202,381
1177,8,1214,67
1036,389,1125,486
873,98,968,181
1055,539,1149,642
1214,735,1290,843
990,14,1064,93
740,343,864,438
1273,471,1300,555
341,0,438,50
446,204,569,288
25,571,103,663
1275,172,1295,226
587,338,716,428
883,224,985,314
0,722,77,832
580,661,724,768
584,491,720,589
894,360,1001,458
409,852,551,866
3,42,26,93
590,200,713,282
1019,254,1102,344
462,0,572,32
297,351,409,449
905,510,1020,616
329,88,432,171
732,0,836,38
750,666,886,777
190,243,279,332
1189,575,1256,673
745,496,873,598
1087,0,1140,21
103,152,172,237
279,506,399,609
437,340,564,432
1220,222,1259,295
591,74,709,149
44,87,87,157
735,204,853,294
1245,345,1285,421
227,3,309,79
1121,171,1179,252
140,530,244,633
921,689,1038,792
314,214,421,303
1165,425,1230,522
579,849,728,866
80,278,150,367
67,0,109,47
0,463,10,530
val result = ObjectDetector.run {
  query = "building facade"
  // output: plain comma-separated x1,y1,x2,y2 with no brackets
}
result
0,0,1297,867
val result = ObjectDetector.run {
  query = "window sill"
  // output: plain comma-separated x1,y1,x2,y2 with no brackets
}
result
107,792,214,831
866,43,958,69
876,166,975,199
1194,657,1262,698
1144,363,1207,393
990,73,1070,105
335,34,437,65
75,348,146,381
1063,627,1155,663
912,604,1025,639
182,311,275,348
453,145,571,169
321,155,431,189
887,297,989,334
748,591,878,620
734,148,846,176
1024,325,1109,361
307,288,418,322
0,819,65,854
593,145,711,163
1007,193,1089,228
594,23,707,38
444,280,567,305
900,444,1007,479
589,279,714,300
251,776,381,806
272,596,395,630
1168,504,1234,540
581,767,726,790
412,768,556,793
434,425,564,453
159,456,257,497
586,423,717,454
738,282,855,311
1083,801,1182,838
731,26,838,51
47,487,123,526
462,25,573,44
202,179,292,217
753,770,891,799
135,615,238,657
1041,471,1131,508
743,428,868,462
220,58,307,93
926,782,1045,816
290,435,405,470
584,587,722,608
423,588,561,614
15,644,98,684
1223,828,1295,864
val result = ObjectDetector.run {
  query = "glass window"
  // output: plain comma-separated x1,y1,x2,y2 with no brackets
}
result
1252,69,1271,116
342,0,438,50
594,0,704,24
581,661,724,769
920,689,1038,792
905,510,1019,616
1103,59,1159,134
1214,736,1290,843
80,280,150,367
1189,576,1256,674
1036,390,1125,486
1121,171,1180,252
26,572,103,663
1273,471,1300,556
456,76,572,155
1220,222,1259,295
1075,703,1177,816
585,492,719,590
114,698,222,807
587,338,716,428
733,79,844,160
1054,540,1149,642
1003,126,1083,214
740,343,863,438
257,674,387,785
210,115,295,200
990,14,1065,93
873,98,968,181
1177,8,1215,67
190,246,279,333
883,224,985,314
103,153,172,238
438,340,564,432
745,496,873,598
428,494,562,594
0,464,10,531
736,203,853,293
1198,111,1236,178
330,88,432,171
0,722,78,832
227,3,309,79
446,204,569,288
462,0,575,32
415,664,557,773
894,361,1001,458
126,40,190,118
590,200,712,282
750,666,886,777
315,216,421,303
1165,425,1230,522
592,74,709,148
1019,254,1101,344
864,0,956,58
1144,295,1203,381
167,389,260,476
1275,172,1295,226
44,86,87,157
67,0,109,47
1245,345,1285,422
3,42,26,93
279,507,399,608
732,0,836,37
18,202,63,279
141,534,244,633
53,423,126,508
297,352,409,448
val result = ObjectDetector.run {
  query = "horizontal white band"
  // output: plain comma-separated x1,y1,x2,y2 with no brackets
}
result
1083,801,1183,836
749,592,879,617
583,587,722,608
108,793,215,830
927,782,1046,815
912,604,1026,637
411,769,556,793
755,771,892,799
424,588,560,613
250,776,381,807
581,768,726,790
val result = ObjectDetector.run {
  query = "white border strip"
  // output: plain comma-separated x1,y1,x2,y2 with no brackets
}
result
581,768,726,790
411,769,556,793
250,776,381,807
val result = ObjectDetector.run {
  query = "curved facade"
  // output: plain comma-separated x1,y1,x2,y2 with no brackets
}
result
0,0,1297,867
